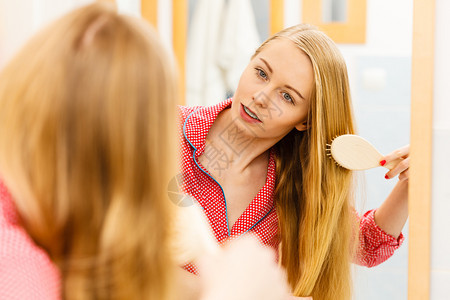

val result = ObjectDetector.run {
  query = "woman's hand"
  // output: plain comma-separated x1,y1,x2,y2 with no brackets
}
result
382,145,410,181
374,145,410,238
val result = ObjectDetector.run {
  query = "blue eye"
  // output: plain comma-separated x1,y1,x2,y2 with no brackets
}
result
256,68,268,79
282,92,293,102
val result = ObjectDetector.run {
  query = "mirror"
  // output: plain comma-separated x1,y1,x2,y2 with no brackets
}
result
183,0,413,299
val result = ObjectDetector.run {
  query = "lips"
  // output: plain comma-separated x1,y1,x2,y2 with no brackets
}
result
240,103,262,123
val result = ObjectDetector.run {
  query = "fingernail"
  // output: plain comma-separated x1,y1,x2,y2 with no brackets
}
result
385,174,389,179
380,160,386,166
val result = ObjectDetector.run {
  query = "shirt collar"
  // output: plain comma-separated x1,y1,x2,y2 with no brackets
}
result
182,98,233,157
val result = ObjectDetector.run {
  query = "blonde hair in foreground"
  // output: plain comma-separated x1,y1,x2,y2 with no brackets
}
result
0,3,177,299
254,24,358,300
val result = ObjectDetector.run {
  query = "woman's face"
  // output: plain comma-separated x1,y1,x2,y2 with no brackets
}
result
231,38,314,140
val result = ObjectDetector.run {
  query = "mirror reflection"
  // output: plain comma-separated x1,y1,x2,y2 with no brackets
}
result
185,1,412,299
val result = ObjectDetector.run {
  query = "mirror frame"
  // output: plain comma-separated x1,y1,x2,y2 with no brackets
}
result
408,0,434,298
302,0,366,43
141,0,157,27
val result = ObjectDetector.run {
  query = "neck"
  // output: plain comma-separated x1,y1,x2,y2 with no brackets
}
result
206,108,281,173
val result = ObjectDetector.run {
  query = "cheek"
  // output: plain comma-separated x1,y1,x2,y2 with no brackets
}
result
274,107,308,126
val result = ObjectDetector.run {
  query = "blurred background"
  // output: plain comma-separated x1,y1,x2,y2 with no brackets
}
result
1,0,448,299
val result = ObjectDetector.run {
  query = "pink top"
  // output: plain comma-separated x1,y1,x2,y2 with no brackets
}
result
0,180,60,299
179,98,404,274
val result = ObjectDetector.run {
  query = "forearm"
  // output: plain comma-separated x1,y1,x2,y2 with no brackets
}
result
374,179,408,239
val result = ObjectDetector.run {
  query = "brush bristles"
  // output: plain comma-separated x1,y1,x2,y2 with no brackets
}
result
325,138,345,168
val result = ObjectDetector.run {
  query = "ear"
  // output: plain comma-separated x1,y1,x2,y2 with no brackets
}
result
295,120,309,132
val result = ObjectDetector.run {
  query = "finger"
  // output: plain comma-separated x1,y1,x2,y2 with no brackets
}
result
398,169,410,181
381,145,410,166
385,157,409,179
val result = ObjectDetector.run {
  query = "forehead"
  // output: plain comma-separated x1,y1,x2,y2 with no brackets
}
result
253,38,314,98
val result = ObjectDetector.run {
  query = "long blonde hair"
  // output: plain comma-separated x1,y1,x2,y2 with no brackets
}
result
255,25,357,300
0,3,177,299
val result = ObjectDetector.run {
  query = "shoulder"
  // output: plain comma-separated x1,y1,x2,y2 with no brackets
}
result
177,98,231,125
0,223,61,299
177,105,202,123
0,182,60,299
177,99,232,146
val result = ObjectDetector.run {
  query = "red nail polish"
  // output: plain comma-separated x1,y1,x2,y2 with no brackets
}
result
380,160,386,166
385,174,389,179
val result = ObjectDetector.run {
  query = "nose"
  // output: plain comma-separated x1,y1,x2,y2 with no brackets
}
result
252,87,272,108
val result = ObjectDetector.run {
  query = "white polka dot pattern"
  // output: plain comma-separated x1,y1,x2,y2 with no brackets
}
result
178,99,404,275
0,180,61,299
356,209,404,267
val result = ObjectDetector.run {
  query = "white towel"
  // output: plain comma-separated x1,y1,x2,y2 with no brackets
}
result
217,0,261,94
186,0,227,107
186,0,260,107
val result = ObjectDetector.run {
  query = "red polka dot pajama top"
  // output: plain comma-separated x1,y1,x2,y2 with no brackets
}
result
179,98,404,275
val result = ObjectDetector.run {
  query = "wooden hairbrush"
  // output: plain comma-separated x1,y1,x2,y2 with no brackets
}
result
326,134,402,171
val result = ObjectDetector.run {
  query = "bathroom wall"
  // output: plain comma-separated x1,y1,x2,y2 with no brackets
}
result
0,0,142,70
0,0,95,69
0,0,34,68
430,0,450,299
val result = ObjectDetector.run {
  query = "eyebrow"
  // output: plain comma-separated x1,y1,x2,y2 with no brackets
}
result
285,84,305,101
259,58,273,73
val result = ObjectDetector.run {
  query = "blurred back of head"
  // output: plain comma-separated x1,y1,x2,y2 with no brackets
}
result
0,2,177,299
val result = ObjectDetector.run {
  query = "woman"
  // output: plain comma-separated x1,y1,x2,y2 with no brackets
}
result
0,3,305,300
179,24,409,299
0,3,177,299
